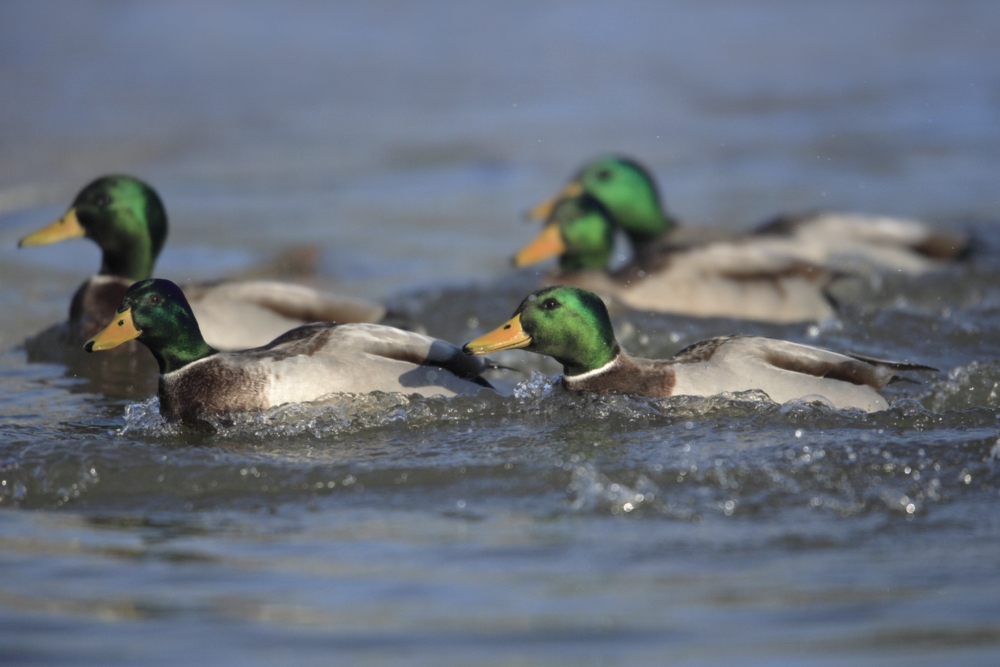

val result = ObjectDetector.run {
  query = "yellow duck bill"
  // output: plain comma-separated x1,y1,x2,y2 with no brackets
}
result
463,314,532,354
527,181,583,221
512,223,566,267
18,208,85,247
85,308,142,352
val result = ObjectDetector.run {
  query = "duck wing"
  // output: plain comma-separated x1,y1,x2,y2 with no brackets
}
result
255,322,491,384
186,280,386,323
690,241,834,283
606,243,838,322
183,280,387,351
729,337,933,390
625,240,834,283
671,336,747,363
330,323,490,381
753,211,969,266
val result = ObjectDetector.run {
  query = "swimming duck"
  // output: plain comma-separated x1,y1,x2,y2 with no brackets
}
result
528,156,968,274
514,194,837,323
463,286,933,413
86,279,493,424
19,175,387,350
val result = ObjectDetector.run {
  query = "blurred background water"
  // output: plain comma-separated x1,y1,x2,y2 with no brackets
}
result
1,1,1000,665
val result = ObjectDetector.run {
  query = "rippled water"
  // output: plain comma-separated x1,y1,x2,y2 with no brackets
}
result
2,2,1000,666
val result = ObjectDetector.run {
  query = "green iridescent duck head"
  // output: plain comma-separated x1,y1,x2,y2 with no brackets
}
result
20,175,168,282
528,156,675,245
85,278,215,374
463,285,620,376
513,194,615,272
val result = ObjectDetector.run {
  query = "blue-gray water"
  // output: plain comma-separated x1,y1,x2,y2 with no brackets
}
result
2,2,1000,665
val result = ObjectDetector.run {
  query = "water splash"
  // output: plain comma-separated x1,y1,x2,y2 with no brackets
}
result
117,397,174,436
107,379,901,443
921,361,1000,412
566,463,673,517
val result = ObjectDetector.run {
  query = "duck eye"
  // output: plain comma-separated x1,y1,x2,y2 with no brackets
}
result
149,294,161,306
540,298,560,310
94,195,112,208
595,169,612,182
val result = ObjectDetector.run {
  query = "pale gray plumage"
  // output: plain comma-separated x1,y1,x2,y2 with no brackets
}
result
564,335,934,412
158,322,492,423
183,280,388,350
551,242,837,323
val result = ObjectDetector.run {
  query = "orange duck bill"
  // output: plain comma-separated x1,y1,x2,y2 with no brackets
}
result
19,208,85,247
463,314,531,355
511,223,566,267
85,308,142,352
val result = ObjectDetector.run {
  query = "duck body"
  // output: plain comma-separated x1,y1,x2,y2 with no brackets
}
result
86,279,491,425
464,286,933,413
20,175,387,351
753,210,969,274
564,336,921,412
157,323,491,423
555,243,836,322
530,157,968,275
516,195,836,323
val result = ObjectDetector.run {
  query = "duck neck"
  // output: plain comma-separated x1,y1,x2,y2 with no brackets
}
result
563,352,622,381
151,340,217,376
555,336,620,378
559,248,611,272
619,205,676,247
92,199,166,281
99,243,155,282
141,315,217,375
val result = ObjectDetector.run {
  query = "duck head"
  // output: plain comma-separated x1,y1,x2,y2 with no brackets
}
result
20,175,168,282
463,286,620,376
513,195,615,272
528,156,675,245
85,278,215,374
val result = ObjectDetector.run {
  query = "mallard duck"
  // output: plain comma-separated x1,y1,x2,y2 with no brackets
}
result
528,156,968,273
19,175,387,350
86,279,493,423
463,286,933,413
514,194,837,323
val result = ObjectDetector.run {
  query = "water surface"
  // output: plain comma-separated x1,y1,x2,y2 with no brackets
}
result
2,2,1000,665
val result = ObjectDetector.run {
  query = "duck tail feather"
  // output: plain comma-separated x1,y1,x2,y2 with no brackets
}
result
844,351,938,373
